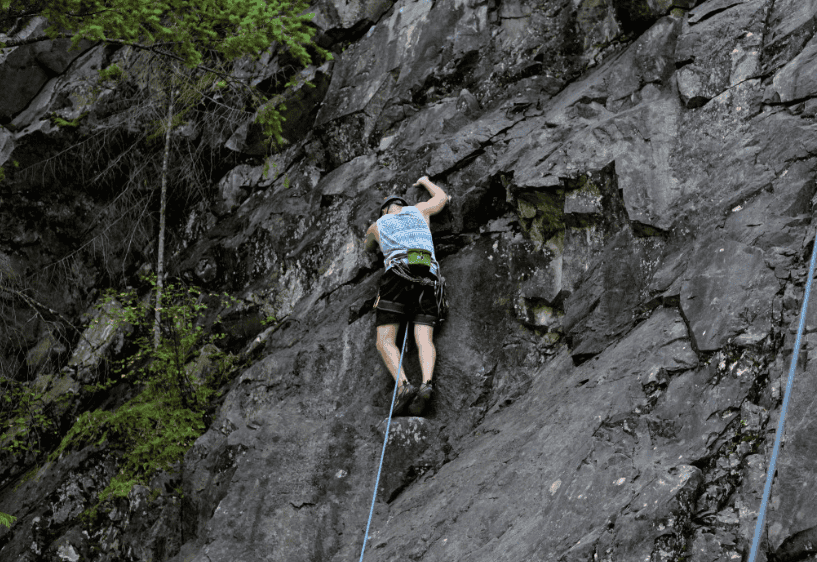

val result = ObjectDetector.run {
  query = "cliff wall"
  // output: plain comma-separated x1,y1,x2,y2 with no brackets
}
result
2,1,817,561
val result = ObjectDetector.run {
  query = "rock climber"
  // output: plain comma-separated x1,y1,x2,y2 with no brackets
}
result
364,176,450,415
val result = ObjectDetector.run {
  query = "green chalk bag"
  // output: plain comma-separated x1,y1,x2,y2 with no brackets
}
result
407,248,432,268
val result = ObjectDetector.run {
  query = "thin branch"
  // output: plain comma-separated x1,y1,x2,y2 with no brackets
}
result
16,127,114,176
0,286,96,352
43,188,152,274
0,33,72,48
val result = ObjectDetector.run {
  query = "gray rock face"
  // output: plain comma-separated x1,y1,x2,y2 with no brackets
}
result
680,236,778,351
366,306,701,561
768,35,817,103
4,0,817,561
675,0,769,107
761,0,817,75
0,127,13,167
374,416,437,501
0,24,93,124
769,354,817,557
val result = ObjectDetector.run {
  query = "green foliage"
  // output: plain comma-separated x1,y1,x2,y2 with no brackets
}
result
0,379,59,457
52,274,239,501
9,0,326,66
262,159,279,179
2,0,333,149
61,398,205,502
0,511,16,528
260,160,290,187
98,63,124,82
50,112,88,129
257,99,288,149
88,276,228,399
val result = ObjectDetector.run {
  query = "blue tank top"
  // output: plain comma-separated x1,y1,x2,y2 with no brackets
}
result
376,206,439,276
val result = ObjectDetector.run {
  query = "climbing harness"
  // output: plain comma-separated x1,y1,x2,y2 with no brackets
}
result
747,229,817,562
378,252,449,324
359,324,409,562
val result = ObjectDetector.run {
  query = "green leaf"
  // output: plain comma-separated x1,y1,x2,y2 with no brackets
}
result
0,512,16,528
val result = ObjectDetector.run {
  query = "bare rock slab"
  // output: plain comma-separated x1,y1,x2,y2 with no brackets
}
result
769,34,817,103
767,354,817,557
680,236,778,352
675,0,769,108
375,416,435,501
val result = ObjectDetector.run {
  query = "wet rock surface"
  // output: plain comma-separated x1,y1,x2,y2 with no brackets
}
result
2,0,817,560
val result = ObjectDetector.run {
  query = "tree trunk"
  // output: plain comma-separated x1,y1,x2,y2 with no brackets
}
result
154,85,174,350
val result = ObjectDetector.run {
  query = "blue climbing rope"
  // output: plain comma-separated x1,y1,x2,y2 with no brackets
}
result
359,325,410,562
748,229,817,562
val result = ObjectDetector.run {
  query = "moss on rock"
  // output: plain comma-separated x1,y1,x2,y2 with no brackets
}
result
517,189,566,245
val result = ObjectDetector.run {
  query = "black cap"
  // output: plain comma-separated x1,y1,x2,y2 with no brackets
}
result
380,195,409,213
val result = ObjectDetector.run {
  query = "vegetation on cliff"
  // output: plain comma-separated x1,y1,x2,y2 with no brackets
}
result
50,275,240,503
0,0,320,529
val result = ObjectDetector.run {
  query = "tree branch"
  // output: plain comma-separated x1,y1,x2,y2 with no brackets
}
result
1,32,279,106
0,32,71,48
0,286,97,353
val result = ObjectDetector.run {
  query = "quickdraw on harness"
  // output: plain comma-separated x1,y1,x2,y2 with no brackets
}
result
373,249,449,323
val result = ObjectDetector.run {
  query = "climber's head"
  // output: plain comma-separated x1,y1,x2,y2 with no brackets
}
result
380,195,408,216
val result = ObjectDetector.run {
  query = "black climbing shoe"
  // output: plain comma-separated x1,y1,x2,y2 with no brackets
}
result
393,382,416,415
409,382,433,416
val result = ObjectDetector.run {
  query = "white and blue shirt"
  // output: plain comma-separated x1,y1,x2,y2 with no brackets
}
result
376,206,439,276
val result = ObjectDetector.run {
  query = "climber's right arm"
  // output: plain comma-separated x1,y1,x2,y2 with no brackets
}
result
414,176,449,218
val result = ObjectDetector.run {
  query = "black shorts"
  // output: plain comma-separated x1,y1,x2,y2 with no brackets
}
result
375,269,438,327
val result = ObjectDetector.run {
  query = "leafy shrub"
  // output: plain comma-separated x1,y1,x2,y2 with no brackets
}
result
0,382,59,457
49,112,87,129
52,274,242,500
0,511,15,528
98,63,124,82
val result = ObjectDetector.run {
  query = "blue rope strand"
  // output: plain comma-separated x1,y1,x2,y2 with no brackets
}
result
748,230,817,562
359,325,410,562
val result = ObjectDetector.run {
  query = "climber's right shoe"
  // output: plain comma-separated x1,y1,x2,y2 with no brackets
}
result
408,382,433,416
393,382,416,415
